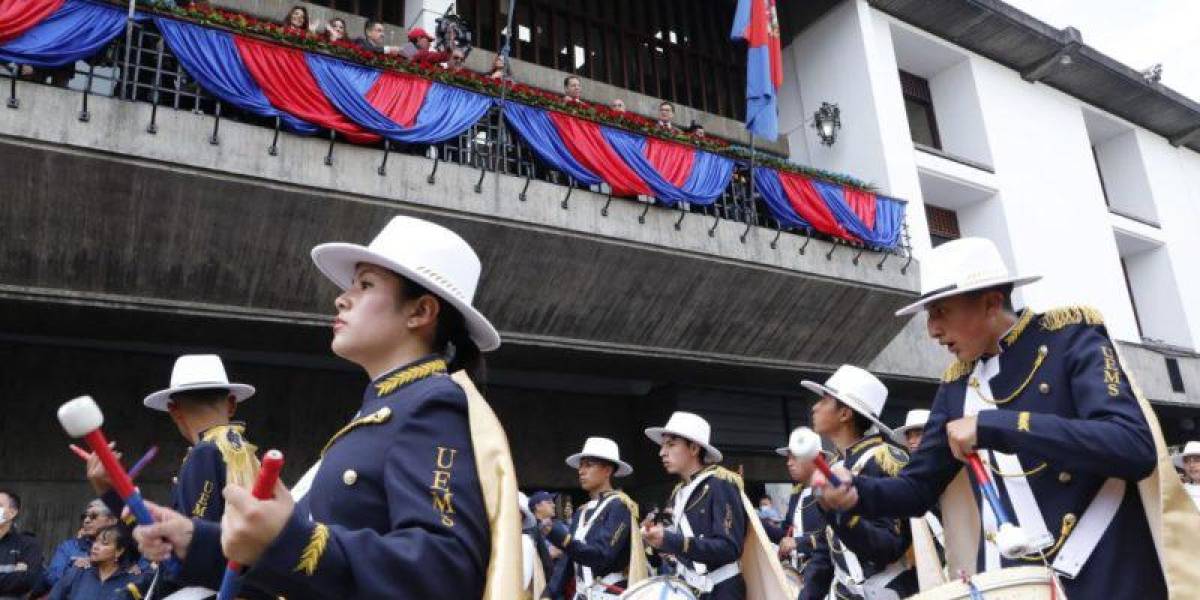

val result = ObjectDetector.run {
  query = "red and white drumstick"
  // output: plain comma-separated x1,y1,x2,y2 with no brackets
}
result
965,452,1033,559
58,397,156,525
789,427,843,487
216,450,285,600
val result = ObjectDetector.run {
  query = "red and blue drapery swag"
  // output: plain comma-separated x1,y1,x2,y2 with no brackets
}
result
2,0,904,249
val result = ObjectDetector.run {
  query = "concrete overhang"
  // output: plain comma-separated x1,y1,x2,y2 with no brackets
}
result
0,83,920,376
869,0,1200,154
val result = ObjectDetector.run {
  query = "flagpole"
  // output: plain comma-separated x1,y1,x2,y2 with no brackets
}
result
119,0,136,100
741,132,756,242
491,0,518,195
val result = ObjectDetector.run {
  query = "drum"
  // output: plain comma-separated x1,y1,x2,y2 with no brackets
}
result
782,564,803,598
907,566,1058,600
619,576,699,600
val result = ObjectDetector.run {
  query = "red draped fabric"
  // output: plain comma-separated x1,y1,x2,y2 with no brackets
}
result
547,111,650,196
844,187,877,231
364,71,431,128
233,36,378,143
0,0,64,44
778,171,852,240
644,138,695,187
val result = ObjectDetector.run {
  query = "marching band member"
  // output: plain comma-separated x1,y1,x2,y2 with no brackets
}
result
817,237,1200,598
1173,441,1200,510
130,216,523,599
641,412,788,600
87,354,262,598
894,409,947,589
764,429,830,589
801,366,916,600
543,437,647,599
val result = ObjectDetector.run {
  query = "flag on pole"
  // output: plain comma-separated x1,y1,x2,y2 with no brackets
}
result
731,0,783,140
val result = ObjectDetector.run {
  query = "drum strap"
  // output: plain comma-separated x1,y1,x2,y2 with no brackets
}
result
671,471,742,592
575,494,622,590
1051,477,1124,578
924,512,944,548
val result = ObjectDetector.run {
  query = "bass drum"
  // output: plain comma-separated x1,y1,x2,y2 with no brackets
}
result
907,566,1059,600
619,576,699,600
782,564,803,598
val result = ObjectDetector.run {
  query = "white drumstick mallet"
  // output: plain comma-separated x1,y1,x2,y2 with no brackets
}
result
789,427,843,487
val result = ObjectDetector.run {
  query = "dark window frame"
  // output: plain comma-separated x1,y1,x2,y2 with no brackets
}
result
900,70,942,150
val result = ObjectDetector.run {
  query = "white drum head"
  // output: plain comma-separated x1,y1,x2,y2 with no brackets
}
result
619,576,698,600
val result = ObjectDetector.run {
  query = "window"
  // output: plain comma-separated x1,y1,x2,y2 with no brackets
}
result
1166,358,1185,393
1120,259,1144,339
457,0,746,120
1091,145,1110,207
900,70,941,149
926,205,960,247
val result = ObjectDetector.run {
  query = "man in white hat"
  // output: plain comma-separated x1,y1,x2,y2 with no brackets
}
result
86,354,263,598
801,365,915,600
1174,442,1200,510
640,411,747,599
763,429,831,591
816,237,1200,599
543,437,646,599
895,409,930,454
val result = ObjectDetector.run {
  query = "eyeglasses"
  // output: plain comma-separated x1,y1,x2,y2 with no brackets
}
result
81,512,105,521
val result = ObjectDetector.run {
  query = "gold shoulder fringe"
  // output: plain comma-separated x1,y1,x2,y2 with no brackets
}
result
1040,306,1105,331
710,466,745,490
873,444,909,477
942,360,974,383
201,425,259,488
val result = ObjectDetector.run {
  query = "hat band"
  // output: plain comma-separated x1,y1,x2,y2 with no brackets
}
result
917,283,957,301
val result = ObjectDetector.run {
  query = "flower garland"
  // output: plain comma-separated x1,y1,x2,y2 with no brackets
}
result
138,1,876,192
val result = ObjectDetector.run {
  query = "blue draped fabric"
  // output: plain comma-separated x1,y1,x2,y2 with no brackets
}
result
155,18,317,134
753,167,811,230
872,196,905,249
503,103,601,185
600,127,732,206
0,0,135,68
306,53,494,144
812,179,875,243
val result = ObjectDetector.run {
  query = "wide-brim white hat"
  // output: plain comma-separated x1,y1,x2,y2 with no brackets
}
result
645,411,723,464
896,237,1041,316
1173,441,1200,470
895,409,931,436
566,436,633,477
802,365,896,442
311,216,501,352
143,354,255,412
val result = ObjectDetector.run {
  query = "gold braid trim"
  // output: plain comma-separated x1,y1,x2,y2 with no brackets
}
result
294,522,330,576
320,407,392,457
873,444,909,477
942,360,975,383
373,358,448,396
1019,513,1077,562
709,466,745,490
201,425,259,488
125,584,143,600
1040,306,1105,331
968,345,1048,405
612,491,641,521
1003,309,1036,346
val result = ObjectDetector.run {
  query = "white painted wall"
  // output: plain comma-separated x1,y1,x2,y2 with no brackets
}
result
1093,130,1158,224
407,0,455,33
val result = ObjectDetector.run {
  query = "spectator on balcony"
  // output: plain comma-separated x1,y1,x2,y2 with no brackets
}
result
398,27,453,65
320,18,347,44
684,120,705,138
562,76,583,104
611,98,626,113
356,20,401,55
446,49,467,72
487,55,507,79
656,101,676,130
282,5,310,36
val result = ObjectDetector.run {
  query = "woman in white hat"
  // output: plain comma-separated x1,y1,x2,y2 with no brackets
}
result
543,437,645,599
131,216,518,599
803,365,915,600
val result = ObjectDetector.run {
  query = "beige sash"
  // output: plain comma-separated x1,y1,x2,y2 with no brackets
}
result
735,488,791,599
454,371,524,600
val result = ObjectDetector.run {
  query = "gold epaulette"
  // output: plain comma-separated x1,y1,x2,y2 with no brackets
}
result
942,360,974,383
709,466,745,490
1040,306,1105,331
873,444,909,477
612,491,641,521
201,424,259,488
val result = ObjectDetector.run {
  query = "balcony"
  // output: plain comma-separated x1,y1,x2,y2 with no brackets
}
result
0,14,920,384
